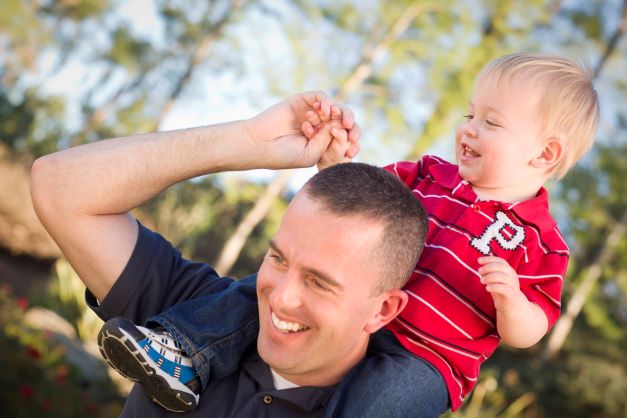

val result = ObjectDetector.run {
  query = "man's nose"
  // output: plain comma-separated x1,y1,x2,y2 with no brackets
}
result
271,272,303,309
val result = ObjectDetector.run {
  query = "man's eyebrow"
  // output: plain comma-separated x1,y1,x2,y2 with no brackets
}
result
267,239,344,291
268,239,283,255
305,267,344,291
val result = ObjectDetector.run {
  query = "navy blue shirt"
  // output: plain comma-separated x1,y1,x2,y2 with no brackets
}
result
87,223,334,417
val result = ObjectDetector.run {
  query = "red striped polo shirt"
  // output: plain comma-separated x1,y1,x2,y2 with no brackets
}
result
384,155,568,410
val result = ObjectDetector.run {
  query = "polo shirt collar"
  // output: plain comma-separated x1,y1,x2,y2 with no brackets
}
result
429,162,556,233
242,351,335,413
506,187,556,233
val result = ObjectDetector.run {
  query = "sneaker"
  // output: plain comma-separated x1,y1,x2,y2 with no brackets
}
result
98,317,201,412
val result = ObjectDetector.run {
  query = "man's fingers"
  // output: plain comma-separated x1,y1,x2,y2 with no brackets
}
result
337,104,355,129
302,121,316,139
347,123,361,144
316,95,333,121
306,110,323,128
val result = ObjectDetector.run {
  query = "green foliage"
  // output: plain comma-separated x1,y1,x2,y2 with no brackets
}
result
0,89,67,156
567,9,604,42
106,27,155,70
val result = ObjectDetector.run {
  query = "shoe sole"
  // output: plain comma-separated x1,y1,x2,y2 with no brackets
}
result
98,318,198,413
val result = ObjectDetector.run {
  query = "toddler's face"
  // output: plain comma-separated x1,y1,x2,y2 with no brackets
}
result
455,77,547,201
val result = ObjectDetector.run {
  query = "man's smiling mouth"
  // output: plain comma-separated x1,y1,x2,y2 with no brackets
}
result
271,311,310,333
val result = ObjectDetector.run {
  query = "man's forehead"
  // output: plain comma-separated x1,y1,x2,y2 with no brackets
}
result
275,195,384,279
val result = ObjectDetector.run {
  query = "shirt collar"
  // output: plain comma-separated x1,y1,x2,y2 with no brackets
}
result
429,162,556,233
429,162,475,201
242,351,336,413
505,187,556,233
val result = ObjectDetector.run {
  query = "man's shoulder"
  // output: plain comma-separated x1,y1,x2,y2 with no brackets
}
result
88,222,234,324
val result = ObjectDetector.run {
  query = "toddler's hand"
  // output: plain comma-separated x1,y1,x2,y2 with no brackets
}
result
302,101,361,161
477,256,526,313
316,121,351,170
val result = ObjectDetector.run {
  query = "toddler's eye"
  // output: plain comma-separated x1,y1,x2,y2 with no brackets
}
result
463,114,473,120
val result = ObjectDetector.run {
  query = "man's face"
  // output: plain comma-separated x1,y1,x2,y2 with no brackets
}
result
256,192,386,387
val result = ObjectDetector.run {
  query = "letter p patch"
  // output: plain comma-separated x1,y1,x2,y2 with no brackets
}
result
471,211,525,255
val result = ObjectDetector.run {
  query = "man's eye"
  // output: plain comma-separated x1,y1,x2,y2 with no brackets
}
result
309,277,329,291
269,254,285,264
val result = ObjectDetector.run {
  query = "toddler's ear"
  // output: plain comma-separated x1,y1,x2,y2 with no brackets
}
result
531,137,563,170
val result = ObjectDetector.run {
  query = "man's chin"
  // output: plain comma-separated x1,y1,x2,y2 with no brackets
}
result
257,339,300,376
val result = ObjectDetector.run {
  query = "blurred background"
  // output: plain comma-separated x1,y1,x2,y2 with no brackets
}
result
0,0,625,417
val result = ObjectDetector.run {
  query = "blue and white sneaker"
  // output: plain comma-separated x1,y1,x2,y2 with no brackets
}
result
98,317,201,412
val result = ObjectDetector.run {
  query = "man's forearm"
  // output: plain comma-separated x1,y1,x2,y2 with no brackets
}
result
30,120,261,300
32,121,257,217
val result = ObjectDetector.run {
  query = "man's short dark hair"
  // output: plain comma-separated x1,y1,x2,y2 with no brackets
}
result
303,163,428,293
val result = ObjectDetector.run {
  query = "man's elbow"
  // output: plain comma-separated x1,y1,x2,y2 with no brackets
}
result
30,155,64,225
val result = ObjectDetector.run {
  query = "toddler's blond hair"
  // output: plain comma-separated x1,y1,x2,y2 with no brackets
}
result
476,52,599,179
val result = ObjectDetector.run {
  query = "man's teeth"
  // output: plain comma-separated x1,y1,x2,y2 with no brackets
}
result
272,312,308,333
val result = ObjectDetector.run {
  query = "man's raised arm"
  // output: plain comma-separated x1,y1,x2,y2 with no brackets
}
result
30,92,355,301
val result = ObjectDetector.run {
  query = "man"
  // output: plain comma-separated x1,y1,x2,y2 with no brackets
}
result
30,92,428,417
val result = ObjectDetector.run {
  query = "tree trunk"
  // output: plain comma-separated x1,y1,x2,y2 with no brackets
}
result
542,210,627,361
153,1,238,126
593,0,626,78
214,170,294,274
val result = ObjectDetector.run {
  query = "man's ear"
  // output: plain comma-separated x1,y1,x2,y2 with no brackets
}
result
531,136,563,170
364,290,408,334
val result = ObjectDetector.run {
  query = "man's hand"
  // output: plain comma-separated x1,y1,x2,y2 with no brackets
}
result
244,92,360,169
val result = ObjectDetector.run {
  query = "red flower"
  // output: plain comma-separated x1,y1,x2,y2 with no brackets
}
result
16,297,29,310
26,345,42,360
20,384,33,398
